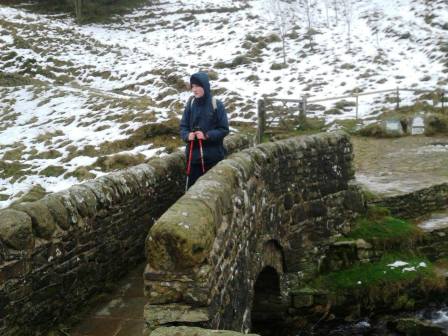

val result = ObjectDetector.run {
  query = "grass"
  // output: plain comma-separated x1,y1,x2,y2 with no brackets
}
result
11,184,47,204
314,252,441,294
39,165,66,177
328,118,360,134
342,206,422,247
263,117,326,142
62,118,180,163
2,145,25,160
64,166,96,181
0,162,34,182
92,153,146,172
30,149,63,160
301,251,447,312
34,130,64,144
0,71,41,87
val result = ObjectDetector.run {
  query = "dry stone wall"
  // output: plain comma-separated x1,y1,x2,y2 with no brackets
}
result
371,183,448,218
0,134,252,336
145,132,365,333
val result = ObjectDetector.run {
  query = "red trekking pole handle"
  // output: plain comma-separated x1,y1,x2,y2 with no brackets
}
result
198,139,205,174
185,139,194,191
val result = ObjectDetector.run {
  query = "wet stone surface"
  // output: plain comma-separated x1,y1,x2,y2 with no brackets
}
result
353,136,448,196
418,209,448,232
69,264,145,336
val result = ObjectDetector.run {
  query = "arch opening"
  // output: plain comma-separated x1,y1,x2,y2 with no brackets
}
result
251,266,286,336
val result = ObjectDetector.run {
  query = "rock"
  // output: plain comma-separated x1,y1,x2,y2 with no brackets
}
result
147,196,216,272
0,209,34,250
399,32,411,39
344,183,366,213
150,326,260,336
11,201,58,239
292,288,330,309
40,194,70,230
68,185,98,218
358,121,403,138
292,291,314,308
394,318,447,336
144,304,210,326
355,239,372,249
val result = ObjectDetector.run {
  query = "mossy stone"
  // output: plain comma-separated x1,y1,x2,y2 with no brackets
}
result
69,185,98,218
40,194,70,230
0,209,34,250
147,197,215,272
11,201,58,239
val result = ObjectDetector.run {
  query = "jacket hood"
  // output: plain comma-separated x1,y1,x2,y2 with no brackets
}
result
190,71,211,101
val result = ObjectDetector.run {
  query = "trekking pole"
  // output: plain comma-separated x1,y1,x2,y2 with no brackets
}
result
198,138,205,174
185,139,194,192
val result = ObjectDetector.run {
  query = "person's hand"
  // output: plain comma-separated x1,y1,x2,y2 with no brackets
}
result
195,131,206,140
188,132,196,141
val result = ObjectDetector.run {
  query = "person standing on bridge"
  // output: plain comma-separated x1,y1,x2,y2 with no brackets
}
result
180,71,229,189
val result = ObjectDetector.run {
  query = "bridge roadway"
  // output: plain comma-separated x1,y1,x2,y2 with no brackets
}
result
69,264,145,336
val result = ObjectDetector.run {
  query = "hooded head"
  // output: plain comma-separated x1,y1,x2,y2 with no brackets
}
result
190,71,211,105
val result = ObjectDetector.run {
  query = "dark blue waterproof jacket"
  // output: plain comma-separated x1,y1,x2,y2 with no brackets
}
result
180,72,229,164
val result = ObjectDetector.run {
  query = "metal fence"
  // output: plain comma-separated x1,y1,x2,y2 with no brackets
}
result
256,87,447,144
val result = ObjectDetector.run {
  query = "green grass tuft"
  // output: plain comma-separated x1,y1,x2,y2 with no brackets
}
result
318,253,433,291
343,206,422,246
348,217,417,241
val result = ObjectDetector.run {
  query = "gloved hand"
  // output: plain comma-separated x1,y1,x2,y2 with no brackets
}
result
195,131,206,140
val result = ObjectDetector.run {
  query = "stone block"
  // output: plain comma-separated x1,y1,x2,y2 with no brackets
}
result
394,318,446,336
40,194,70,230
147,197,215,272
150,326,260,336
292,292,314,308
0,209,34,250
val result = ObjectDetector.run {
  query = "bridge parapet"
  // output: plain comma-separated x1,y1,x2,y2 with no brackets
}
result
144,132,365,333
0,134,252,336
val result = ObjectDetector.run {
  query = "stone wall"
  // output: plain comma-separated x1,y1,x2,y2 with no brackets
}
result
144,132,365,333
371,183,448,218
0,134,252,336
151,326,260,336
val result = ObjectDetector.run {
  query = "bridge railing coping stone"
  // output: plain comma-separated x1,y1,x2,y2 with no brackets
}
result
146,131,351,273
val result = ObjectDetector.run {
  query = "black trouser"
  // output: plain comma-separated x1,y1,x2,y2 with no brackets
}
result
187,160,219,189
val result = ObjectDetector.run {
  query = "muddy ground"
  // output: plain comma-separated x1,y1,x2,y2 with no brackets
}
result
352,135,448,196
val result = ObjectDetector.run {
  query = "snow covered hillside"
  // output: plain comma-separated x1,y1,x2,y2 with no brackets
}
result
0,0,447,207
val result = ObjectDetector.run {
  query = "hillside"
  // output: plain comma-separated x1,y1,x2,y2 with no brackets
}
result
0,0,447,207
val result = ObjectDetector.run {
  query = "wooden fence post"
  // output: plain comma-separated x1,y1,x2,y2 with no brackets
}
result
74,0,83,23
257,99,266,144
442,90,445,114
300,95,307,124
396,86,400,110
355,92,359,119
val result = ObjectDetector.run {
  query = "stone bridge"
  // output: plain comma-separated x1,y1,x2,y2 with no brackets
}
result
0,131,365,335
144,132,364,334
0,134,251,336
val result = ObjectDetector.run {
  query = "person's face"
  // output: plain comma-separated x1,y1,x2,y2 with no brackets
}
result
191,84,204,98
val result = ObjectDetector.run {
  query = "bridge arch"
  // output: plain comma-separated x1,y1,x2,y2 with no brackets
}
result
144,132,365,333
251,266,284,336
249,240,287,335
